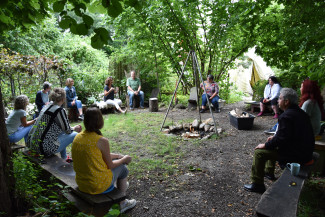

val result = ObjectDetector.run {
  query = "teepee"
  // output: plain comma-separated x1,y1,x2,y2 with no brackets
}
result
228,47,273,94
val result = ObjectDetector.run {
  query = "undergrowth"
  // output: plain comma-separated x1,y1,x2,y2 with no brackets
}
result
298,175,325,217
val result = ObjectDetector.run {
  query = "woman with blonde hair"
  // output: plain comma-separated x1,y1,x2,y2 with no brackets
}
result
64,78,84,120
104,76,126,114
27,88,82,160
6,95,36,143
72,107,136,213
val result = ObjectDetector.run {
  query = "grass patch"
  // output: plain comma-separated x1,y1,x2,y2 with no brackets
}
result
99,112,184,179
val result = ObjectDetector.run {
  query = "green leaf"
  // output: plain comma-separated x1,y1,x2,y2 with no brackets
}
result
88,2,107,13
59,18,71,29
70,23,78,34
102,0,109,8
94,27,111,43
74,3,86,17
77,23,88,35
125,0,142,11
82,15,94,27
53,1,65,13
91,34,104,49
107,0,123,18
0,13,10,24
30,0,40,10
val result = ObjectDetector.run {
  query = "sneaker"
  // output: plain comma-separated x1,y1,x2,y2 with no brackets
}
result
264,128,276,135
120,199,136,213
66,155,73,163
199,109,205,113
140,106,145,109
214,108,220,113
78,114,84,120
273,113,279,119
257,112,264,117
130,107,134,110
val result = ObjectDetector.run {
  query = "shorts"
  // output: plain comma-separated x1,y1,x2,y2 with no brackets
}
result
101,164,129,194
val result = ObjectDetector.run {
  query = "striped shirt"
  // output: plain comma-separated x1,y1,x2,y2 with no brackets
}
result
27,102,72,157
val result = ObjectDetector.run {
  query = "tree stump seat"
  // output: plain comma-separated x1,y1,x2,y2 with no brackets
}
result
126,94,140,109
256,152,319,217
67,105,87,122
22,150,126,216
149,98,158,112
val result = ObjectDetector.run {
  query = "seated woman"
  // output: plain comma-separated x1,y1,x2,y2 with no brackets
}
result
199,74,220,113
300,79,324,136
27,88,82,160
35,81,52,112
72,107,136,213
6,95,36,143
64,78,84,120
104,76,126,114
257,76,281,119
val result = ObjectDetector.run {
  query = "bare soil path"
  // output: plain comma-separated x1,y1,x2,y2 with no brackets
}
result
126,101,281,217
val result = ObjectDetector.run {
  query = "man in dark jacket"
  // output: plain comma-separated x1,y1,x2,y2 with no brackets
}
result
244,88,314,193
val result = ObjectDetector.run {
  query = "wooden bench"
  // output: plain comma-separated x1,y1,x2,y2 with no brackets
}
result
10,143,26,153
256,152,319,217
244,101,273,113
244,101,260,113
22,150,125,216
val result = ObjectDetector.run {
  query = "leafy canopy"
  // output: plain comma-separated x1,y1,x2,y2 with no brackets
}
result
0,0,142,49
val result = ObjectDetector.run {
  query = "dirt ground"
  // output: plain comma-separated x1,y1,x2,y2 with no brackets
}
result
125,101,282,217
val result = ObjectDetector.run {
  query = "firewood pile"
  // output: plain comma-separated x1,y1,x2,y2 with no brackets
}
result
162,118,223,140
230,108,250,118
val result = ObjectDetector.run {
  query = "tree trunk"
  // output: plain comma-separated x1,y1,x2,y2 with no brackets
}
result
0,85,13,216
10,76,15,97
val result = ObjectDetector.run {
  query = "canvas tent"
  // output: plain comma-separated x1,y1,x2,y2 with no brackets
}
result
228,48,273,94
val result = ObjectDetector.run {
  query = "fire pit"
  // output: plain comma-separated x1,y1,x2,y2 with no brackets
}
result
229,109,255,130
162,118,223,140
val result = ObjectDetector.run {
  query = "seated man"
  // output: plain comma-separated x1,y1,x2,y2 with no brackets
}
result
126,70,144,109
35,81,52,112
244,88,315,193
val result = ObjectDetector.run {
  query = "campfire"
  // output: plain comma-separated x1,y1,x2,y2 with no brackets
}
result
162,118,223,140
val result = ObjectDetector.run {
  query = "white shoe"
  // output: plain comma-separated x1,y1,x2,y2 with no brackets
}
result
120,199,136,213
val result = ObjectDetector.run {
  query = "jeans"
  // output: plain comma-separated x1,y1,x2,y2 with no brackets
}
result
8,125,33,143
128,90,144,108
67,100,82,114
250,149,278,184
57,131,78,159
202,94,219,109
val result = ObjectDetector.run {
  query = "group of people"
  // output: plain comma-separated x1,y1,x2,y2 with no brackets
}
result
5,72,325,208
5,75,140,213
244,78,324,193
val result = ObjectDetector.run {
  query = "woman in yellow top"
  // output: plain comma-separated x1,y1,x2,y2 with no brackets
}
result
72,107,136,213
